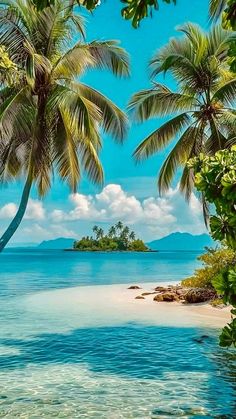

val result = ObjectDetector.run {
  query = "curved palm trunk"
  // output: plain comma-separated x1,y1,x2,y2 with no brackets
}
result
0,176,32,252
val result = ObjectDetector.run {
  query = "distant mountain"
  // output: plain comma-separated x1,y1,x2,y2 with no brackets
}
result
147,232,214,251
38,237,75,249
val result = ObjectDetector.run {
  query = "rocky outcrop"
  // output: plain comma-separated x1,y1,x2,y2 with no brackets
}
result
184,288,217,304
154,292,179,302
130,283,218,304
152,285,216,304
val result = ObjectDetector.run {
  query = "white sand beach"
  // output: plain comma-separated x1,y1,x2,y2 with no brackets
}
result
24,282,231,332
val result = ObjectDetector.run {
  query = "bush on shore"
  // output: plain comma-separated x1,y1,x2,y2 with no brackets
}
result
181,248,236,289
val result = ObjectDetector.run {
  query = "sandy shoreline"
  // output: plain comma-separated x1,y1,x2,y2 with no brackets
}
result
25,281,231,331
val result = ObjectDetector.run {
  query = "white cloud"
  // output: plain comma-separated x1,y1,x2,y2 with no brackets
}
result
25,199,45,220
0,199,45,221
0,183,207,242
22,224,76,242
50,183,206,239
0,203,17,219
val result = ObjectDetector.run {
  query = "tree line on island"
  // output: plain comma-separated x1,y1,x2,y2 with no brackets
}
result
73,222,149,251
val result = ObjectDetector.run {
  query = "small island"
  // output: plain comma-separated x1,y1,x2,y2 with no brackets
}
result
72,222,150,252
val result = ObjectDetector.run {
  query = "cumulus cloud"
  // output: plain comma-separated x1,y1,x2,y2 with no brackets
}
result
0,199,45,220
0,203,17,219
50,183,206,238
0,183,207,242
22,224,76,242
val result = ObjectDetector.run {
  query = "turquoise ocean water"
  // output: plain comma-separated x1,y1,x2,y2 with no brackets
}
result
0,249,235,417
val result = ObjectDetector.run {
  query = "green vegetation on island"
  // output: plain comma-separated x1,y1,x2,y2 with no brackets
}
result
73,222,149,251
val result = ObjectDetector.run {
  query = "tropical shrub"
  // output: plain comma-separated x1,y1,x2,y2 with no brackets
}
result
189,147,236,347
182,247,236,289
189,148,236,249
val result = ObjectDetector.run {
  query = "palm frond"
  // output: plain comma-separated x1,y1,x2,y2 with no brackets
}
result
129,85,196,121
70,82,128,142
78,138,104,185
212,78,236,105
53,40,130,80
158,125,202,194
48,84,102,140
54,109,81,192
179,165,195,202
133,113,191,162
178,22,207,64
207,24,233,59
209,0,227,21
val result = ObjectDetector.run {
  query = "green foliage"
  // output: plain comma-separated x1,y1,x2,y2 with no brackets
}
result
210,0,236,72
128,238,148,251
121,0,176,28
32,0,176,27
0,45,17,84
130,24,236,203
182,247,236,289
74,223,149,251
189,147,236,249
190,146,236,348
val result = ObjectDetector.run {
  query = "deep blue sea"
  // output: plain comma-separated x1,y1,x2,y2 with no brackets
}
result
0,249,235,418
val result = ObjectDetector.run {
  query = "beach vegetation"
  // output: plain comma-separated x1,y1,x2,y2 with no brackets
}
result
0,0,129,251
182,247,236,289
189,147,236,347
73,223,149,251
210,0,236,72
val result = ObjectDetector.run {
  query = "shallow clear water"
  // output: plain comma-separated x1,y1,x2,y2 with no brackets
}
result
0,249,235,418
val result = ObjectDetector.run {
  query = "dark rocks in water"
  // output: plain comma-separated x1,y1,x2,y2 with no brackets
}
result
193,335,209,344
141,292,156,296
184,288,217,304
135,295,145,299
128,285,142,290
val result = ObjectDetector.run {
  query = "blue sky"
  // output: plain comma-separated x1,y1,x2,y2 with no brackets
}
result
0,0,210,244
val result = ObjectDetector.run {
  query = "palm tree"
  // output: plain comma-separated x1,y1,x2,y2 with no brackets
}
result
129,24,236,205
97,227,104,240
92,226,99,240
129,231,135,241
108,225,116,238
0,0,129,251
115,221,124,236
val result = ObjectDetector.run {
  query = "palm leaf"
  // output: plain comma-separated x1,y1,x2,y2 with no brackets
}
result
53,108,81,192
212,78,236,105
133,113,191,161
209,0,227,21
158,125,202,194
71,82,128,142
129,85,196,120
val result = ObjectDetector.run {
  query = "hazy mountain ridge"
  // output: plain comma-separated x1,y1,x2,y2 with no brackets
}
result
147,232,214,251
38,238,76,249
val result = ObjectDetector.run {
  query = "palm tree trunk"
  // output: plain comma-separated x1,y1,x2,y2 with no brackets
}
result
0,176,32,252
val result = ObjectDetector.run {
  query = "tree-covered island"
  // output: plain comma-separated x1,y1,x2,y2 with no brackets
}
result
72,222,150,251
